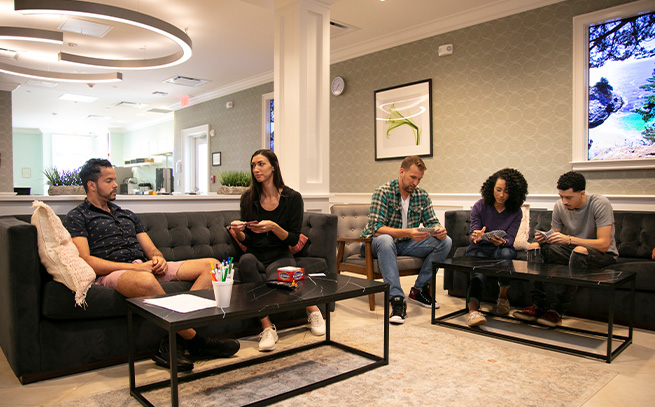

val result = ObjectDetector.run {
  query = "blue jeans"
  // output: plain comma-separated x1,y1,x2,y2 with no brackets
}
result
465,244,515,307
364,234,452,298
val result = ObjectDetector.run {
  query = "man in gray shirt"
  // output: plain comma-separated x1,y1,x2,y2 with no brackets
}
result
514,171,617,327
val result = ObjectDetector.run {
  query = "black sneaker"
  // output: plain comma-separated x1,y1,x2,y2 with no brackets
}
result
390,296,407,325
408,286,438,309
152,336,194,371
186,335,240,359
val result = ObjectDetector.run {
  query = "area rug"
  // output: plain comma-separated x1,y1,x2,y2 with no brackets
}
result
53,323,617,407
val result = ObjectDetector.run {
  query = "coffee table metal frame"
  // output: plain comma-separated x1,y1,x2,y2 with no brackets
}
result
127,275,389,407
430,259,635,363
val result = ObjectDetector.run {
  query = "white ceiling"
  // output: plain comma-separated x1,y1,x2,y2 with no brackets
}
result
0,0,564,133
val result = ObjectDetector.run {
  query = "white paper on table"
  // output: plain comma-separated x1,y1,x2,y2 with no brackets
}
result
308,273,326,277
143,294,217,313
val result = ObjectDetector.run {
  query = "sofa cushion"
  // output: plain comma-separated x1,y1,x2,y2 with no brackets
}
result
42,280,194,319
31,201,95,307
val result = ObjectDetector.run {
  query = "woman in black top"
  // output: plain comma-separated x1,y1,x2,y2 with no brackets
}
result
230,149,325,352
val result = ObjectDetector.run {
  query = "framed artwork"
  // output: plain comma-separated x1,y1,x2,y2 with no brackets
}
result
374,79,433,160
212,152,221,166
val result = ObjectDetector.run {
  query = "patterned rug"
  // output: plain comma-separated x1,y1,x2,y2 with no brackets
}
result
53,323,617,407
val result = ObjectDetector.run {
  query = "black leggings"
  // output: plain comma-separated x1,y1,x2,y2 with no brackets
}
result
238,253,296,283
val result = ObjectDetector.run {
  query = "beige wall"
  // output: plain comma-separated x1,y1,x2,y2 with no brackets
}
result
0,91,12,193
329,0,655,195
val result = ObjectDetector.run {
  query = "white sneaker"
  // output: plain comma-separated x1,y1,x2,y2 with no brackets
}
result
258,326,278,352
467,311,487,327
307,310,326,336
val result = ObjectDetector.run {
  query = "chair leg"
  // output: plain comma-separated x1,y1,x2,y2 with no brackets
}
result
364,242,376,311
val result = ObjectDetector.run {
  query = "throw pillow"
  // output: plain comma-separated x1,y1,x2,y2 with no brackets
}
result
31,200,96,307
513,204,530,250
227,227,308,254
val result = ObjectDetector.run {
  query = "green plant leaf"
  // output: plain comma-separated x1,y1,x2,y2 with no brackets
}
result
385,104,421,145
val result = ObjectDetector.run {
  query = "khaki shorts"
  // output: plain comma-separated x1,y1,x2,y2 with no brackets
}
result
94,259,184,290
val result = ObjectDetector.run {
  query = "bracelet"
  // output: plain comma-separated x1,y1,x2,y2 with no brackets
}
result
568,235,572,245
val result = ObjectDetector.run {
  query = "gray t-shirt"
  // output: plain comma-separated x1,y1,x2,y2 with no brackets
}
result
551,193,618,259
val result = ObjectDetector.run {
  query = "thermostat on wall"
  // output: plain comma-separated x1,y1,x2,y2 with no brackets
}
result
438,44,453,56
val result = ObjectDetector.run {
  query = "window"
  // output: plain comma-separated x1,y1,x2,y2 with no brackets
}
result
262,92,274,150
572,0,655,170
52,132,109,170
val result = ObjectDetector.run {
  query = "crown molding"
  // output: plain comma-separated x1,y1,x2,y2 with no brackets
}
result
330,0,566,64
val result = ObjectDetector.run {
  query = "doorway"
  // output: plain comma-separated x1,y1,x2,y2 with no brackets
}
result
181,124,210,194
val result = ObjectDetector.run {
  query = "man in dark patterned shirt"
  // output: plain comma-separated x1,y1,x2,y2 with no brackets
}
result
361,156,452,324
64,159,239,371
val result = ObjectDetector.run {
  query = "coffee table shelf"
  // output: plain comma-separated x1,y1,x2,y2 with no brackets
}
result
431,258,635,363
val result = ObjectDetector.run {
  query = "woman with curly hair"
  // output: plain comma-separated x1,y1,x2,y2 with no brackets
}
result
465,168,528,327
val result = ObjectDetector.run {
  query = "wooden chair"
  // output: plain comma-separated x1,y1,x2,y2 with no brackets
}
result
331,204,423,311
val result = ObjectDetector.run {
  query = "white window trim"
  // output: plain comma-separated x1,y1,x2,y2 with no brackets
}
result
262,91,273,149
571,0,655,171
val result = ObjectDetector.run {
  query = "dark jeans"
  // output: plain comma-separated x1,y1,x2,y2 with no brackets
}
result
531,244,616,314
465,244,515,308
238,253,296,283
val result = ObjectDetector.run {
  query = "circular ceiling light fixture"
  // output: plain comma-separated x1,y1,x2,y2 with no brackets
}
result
0,60,123,83
15,0,193,70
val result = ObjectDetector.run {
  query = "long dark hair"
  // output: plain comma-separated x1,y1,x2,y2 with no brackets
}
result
480,168,528,213
241,149,286,219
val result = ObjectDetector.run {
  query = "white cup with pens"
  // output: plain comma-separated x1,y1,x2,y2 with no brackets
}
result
211,258,234,308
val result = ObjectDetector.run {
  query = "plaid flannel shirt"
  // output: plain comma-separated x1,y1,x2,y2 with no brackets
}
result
361,179,441,240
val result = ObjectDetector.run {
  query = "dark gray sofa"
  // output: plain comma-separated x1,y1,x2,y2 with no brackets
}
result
443,209,655,330
0,210,337,384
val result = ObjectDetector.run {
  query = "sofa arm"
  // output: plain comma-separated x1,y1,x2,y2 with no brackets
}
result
300,212,338,278
0,217,43,378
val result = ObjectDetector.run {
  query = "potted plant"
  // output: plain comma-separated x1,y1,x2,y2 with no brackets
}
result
217,170,251,195
43,167,85,195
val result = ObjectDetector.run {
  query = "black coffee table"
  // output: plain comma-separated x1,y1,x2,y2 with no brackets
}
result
431,258,635,363
127,274,389,407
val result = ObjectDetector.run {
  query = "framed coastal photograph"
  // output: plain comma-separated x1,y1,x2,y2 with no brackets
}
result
212,152,221,166
374,79,433,160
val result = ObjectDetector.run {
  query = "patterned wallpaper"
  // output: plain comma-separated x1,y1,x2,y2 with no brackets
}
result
0,91,12,193
174,83,274,192
329,0,655,195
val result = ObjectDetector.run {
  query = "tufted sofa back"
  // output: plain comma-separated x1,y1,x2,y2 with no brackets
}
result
445,209,655,260
330,204,370,258
138,210,240,262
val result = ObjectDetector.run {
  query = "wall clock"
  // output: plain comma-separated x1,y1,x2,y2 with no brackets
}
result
331,76,345,96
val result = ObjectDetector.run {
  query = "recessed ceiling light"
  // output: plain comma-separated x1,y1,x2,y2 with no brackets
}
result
59,93,98,102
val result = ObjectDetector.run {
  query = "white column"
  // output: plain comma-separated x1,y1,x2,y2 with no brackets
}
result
273,0,331,195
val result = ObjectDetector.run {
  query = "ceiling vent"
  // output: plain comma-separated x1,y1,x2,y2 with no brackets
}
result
26,80,58,88
115,101,148,109
59,18,113,38
86,115,112,121
330,20,358,38
163,75,208,87
147,108,172,114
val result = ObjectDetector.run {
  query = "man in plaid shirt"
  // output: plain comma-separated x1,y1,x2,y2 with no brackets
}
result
362,156,452,324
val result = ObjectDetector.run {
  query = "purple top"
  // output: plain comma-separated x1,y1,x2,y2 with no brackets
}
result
468,199,522,247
